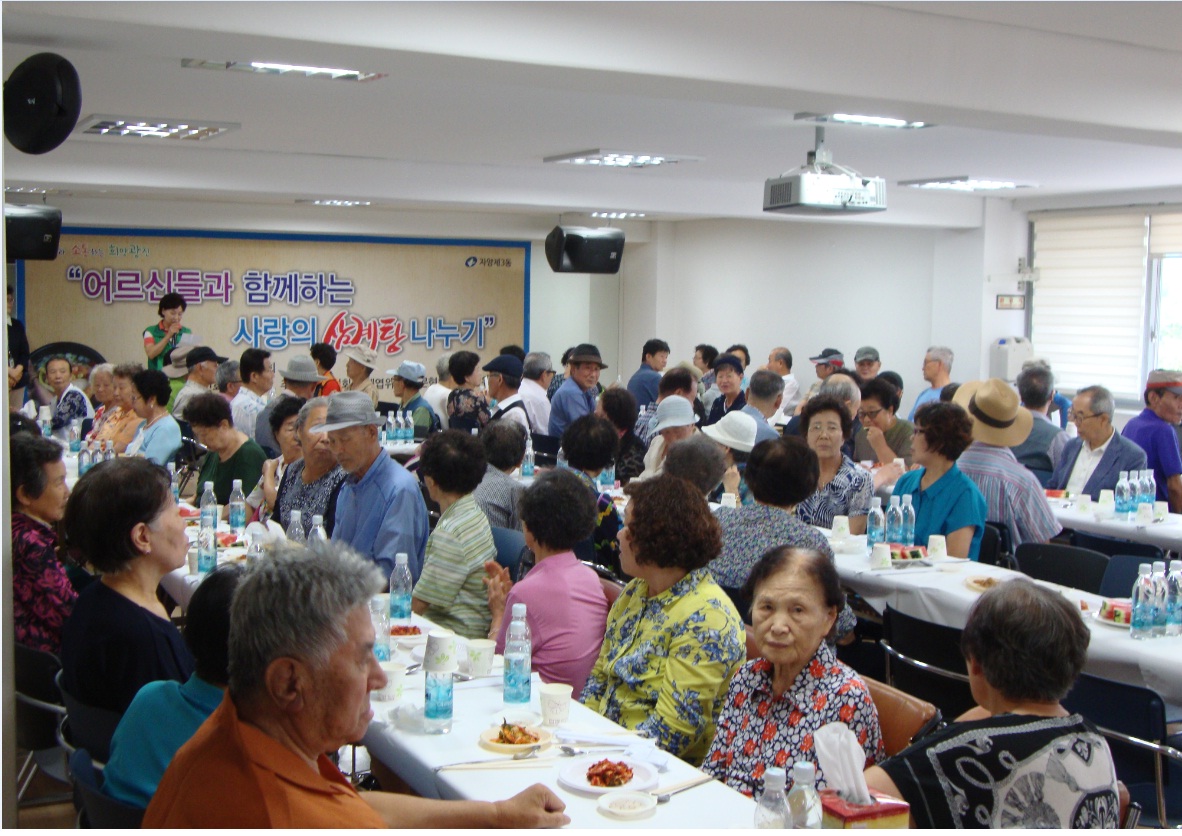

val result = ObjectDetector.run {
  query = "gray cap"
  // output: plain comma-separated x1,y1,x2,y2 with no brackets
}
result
854,346,880,363
654,395,697,432
279,354,327,383
311,391,385,433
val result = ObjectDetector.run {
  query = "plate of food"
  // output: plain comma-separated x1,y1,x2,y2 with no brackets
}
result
479,720,553,753
558,757,658,797
389,624,423,638
965,575,1003,594
889,544,929,566
1093,600,1132,629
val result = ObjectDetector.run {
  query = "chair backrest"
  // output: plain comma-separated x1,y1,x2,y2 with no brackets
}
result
977,524,1001,566
600,576,626,608
983,519,1013,556
14,644,65,752
1099,554,1146,599
1015,542,1109,594
1071,530,1164,562
531,433,561,467
881,607,976,720
719,585,752,624
55,670,122,765
69,748,145,828
490,526,528,577
862,675,942,757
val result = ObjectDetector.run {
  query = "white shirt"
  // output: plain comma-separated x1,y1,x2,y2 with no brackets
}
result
1065,428,1115,497
490,392,531,435
230,387,266,437
423,383,451,430
778,373,802,422
518,377,552,436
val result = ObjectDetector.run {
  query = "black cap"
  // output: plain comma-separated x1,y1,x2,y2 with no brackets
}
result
482,354,524,377
713,353,744,375
186,346,228,368
809,348,844,367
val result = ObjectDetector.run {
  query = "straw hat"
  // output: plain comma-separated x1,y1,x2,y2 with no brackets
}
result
953,378,1033,447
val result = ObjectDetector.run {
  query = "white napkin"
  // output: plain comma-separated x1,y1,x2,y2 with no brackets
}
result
554,728,640,746
19,400,36,419
246,520,286,545
814,722,872,804
622,740,671,773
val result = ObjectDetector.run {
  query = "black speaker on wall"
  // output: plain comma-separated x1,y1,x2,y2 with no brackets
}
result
5,204,62,261
4,52,82,155
545,226,625,274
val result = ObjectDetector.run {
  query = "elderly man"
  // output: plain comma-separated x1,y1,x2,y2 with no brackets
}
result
389,360,439,438
424,353,454,430
548,343,606,437
215,360,241,403
519,351,553,435
316,391,429,580
162,344,196,412
144,544,568,827
171,346,227,420
254,355,325,456
1048,385,1146,500
626,338,670,409
795,347,844,410
634,366,697,448
1122,369,1182,512
766,346,801,421
637,394,698,479
44,355,94,439
854,346,881,381
230,348,274,437
484,354,530,434
342,344,381,409
909,345,954,420
1008,362,1068,485
741,370,784,445
954,379,1061,547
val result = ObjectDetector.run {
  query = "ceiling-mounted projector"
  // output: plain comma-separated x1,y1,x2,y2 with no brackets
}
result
763,127,886,214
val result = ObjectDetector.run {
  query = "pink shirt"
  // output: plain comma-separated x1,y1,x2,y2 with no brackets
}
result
495,552,609,694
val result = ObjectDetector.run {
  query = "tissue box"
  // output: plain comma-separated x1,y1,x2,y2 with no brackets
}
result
820,789,909,828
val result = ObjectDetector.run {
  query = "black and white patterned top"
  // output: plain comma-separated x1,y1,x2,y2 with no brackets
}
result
794,455,872,528
274,460,348,538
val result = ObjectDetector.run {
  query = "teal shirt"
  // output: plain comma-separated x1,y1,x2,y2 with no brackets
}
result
893,463,987,560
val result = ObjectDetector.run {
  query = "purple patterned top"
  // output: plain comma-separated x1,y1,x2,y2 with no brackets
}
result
11,512,77,654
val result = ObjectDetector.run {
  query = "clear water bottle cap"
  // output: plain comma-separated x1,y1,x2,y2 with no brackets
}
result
291,509,302,522
763,766,786,789
889,495,900,506
1119,471,1128,479
870,497,882,508
1138,563,1151,575
792,761,816,785
312,514,324,525
1170,560,1182,571
901,494,913,506
205,481,214,490
512,602,527,618
232,479,242,489
167,462,176,474
395,552,409,565
1153,560,1166,571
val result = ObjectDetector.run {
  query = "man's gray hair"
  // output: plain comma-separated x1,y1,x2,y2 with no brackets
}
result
89,362,114,387
819,373,862,414
1078,385,1115,420
295,396,330,432
216,360,241,392
435,353,453,384
228,541,383,700
770,347,792,371
1016,364,1054,410
926,345,954,371
523,352,553,381
663,435,728,497
747,369,785,403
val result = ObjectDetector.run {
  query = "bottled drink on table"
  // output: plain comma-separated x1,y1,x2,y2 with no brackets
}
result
103,439,116,462
167,462,179,503
424,669,454,733
504,602,532,704
787,761,822,828
68,419,82,453
1151,561,1168,638
753,765,788,828
866,497,885,554
599,462,616,491
389,552,414,622
900,494,916,547
1131,563,1155,640
521,439,535,477
885,495,903,543
1137,469,1153,508
1115,471,1132,519
402,409,414,442
556,447,568,470
1144,470,1158,507
78,443,92,477
228,479,247,537
287,509,306,545
246,533,265,562
198,481,218,574
372,608,391,661
384,411,395,444
1166,560,1182,638
309,514,329,544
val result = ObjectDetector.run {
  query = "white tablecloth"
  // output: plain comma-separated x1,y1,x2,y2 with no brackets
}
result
1050,499,1182,553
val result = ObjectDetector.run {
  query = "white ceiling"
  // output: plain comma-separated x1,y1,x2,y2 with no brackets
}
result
5,1,1182,228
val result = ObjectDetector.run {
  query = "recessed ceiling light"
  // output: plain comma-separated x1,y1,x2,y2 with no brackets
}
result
182,58,385,83
77,115,238,141
591,212,646,219
296,199,373,207
898,176,1036,192
544,149,700,168
795,112,932,129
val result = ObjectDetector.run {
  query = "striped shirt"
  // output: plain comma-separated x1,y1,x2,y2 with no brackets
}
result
412,493,496,639
957,441,1061,547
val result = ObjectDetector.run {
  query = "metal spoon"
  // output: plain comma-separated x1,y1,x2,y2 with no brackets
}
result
653,775,714,804
558,745,629,757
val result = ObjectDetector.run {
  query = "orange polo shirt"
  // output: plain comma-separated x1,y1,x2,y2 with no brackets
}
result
143,693,384,828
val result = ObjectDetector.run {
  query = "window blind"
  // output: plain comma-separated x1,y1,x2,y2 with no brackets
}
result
1031,213,1147,400
1149,212,1182,255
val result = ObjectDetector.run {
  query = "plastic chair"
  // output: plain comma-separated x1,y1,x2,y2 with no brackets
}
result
862,675,943,757
984,519,1014,555
1015,542,1109,594
69,748,145,828
490,525,528,578
55,670,122,765
600,575,626,608
1071,530,1165,562
14,644,70,804
530,433,561,468
1099,554,1148,599
880,607,976,720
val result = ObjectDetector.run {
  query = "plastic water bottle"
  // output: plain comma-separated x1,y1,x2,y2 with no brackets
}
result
68,419,82,453
521,439,535,477
1131,563,1155,640
1152,561,1168,637
401,409,414,442
556,447,568,470
1116,471,1132,519
389,552,414,621
198,481,218,574
1137,469,1153,508
1144,469,1158,505
599,462,616,490
287,509,306,545
885,495,903,543
1166,560,1182,638
308,514,329,544
246,534,265,562
424,668,454,734
503,603,532,704
78,443,92,477
866,497,885,554
786,761,822,828
753,766,788,828
900,494,916,547
372,608,391,661
228,479,247,537
103,439,116,462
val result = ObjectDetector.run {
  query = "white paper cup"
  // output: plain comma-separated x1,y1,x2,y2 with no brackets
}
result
1136,502,1154,525
466,638,496,677
376,662,406,701
831,515,851,541
539,682,573,726
1076,494,1092,513
424,629,457,673
1154,501,1169,521
870,543,892,569
187,546,198,574
1095,500,1116,520
927,534,947,558
1099,489,1115,504
720,493,738,509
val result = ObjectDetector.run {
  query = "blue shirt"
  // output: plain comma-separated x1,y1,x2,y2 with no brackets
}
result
548,376,597,437
332,449,429,580
740,405,780,445
1122,407,1182,502
102,674,223,809
133,415,183,466
626,363,661,409
893,463,987,560
908,386,943,421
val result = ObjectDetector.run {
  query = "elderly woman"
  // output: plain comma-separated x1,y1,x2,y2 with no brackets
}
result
704,547,882,797
92,363,146,453
10,433,76,654
86,363,117,436
866,579,1119,828
701,409,757,505
561,414,624,577
445,350,491,433
663,434,727,498
484,470,609,693
596,387,646,485
582,474,746,765
795,395,872,534
891,402,987,560
411,430,497,639
273,397,346,538
704,353,746,426
854,376,914,467
126,369,183,466
60,458,195,713
183,392,268,507
473,419,528,530
253,395,306,517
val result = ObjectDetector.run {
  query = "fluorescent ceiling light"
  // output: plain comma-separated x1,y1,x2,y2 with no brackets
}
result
544,150,699,168
591,212,646,219
78,115,238,141
296,199,373,207
795,112,931,129
5,186,58,195
898,176,1036,192
183,58,385,83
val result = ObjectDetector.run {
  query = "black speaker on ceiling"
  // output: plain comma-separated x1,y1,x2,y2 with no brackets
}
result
4,52,82,155
545,226,625,274
5,204,62,261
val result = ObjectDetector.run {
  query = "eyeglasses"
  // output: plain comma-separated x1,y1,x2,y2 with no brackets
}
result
857,407,884,421
1067,410,1102,424
807,423,842,437
913,427,927,436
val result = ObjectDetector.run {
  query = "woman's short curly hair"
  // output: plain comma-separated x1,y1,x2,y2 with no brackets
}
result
561,414,617,472
418,430,487,495
799,395,853,442
518,469,597,551
132,369,172,408
914,401,973,461
623,474,721,571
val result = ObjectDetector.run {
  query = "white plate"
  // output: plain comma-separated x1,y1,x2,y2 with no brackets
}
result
598,791,657,820
492,707,543,727
557,756,658,796
1091,611,1131,630
479,724,553,753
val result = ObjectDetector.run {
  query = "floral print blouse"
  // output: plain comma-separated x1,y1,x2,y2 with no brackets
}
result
702,643,883,798
795,455,873,529
581,567,746,765
11,512,77,654
571,470,622,579
446,388,491,433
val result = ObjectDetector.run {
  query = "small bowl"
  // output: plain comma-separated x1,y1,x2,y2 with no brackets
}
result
598,790,657,820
